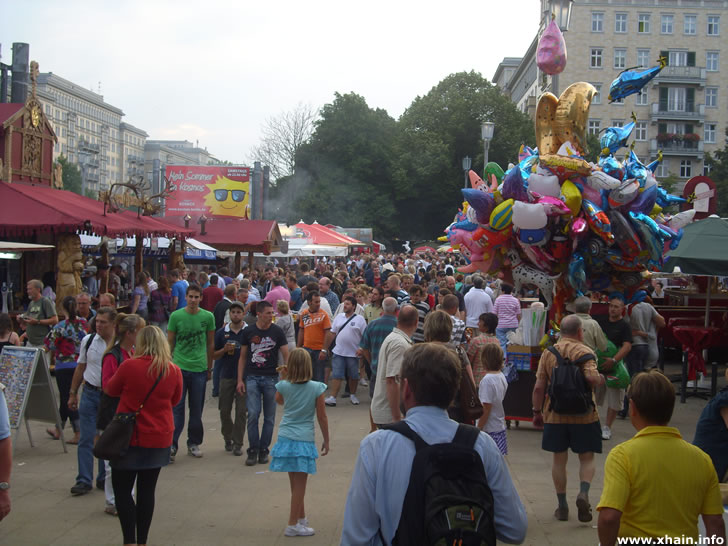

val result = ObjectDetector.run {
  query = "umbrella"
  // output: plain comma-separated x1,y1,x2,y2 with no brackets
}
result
662,216,728,276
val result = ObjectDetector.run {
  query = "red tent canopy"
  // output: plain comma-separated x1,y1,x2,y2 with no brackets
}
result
180,217,283,253
0,182,194,238
294,222,362,246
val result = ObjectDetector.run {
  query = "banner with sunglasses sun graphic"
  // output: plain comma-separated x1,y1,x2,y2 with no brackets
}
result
164,165,252,219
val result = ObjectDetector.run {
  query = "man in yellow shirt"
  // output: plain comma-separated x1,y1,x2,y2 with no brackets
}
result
597,370,725,545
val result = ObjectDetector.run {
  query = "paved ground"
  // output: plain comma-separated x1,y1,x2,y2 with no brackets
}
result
0,362,724,545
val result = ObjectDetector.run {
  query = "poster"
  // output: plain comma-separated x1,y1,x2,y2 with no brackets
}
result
0,346,38,428
164,166,251,219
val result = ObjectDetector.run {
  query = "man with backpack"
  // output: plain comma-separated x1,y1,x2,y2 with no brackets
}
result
342,342,528,545
531,314,606,524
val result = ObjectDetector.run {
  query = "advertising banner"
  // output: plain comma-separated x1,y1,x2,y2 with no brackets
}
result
164,165,251,219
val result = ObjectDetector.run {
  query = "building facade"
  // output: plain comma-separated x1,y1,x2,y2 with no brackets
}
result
496,0,727,185
144,140,220,194
35,72,148,193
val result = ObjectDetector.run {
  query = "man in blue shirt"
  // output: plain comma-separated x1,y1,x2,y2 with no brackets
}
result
342,342,528,545
170,269,188,310
286,275,303,312
358,298,398,398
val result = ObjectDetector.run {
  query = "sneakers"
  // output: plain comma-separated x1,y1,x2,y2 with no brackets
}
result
104,504,118,516
224,440,233,452
576,492,592,522
246,449,258,466
258,449,269,464
233,444,243,456
350,394,360,405
188,445,203,458
324,396,337,406
95,479,105,491
554,506,569,521
284,522,315,537
359,378,368,387
170,445,177,463
601,425,612,440
70,482,92,496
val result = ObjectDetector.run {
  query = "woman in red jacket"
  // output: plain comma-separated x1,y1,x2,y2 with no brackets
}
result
105,325,182,546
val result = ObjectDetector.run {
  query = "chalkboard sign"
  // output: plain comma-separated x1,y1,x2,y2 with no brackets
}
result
0,346,66,453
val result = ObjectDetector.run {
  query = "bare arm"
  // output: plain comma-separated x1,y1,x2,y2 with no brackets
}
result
597,507,622,546
321,330,336,353
167,330,176,356
275,391,284,405
702,514,726,543
236,346,248,395
613,341,632,364
206,330,214,372
532,377,546,414
315,394,329,455
297,327,304,348
171,296,178,310
67,362,87,410
386,377,401,422
130,294,140,314
477,403,492,430
721,406,728,429
653,312,666,330
279,344,289,365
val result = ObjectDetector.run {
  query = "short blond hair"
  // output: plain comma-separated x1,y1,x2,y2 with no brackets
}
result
286,348,312,384
135,326,173,377
277,299,290,315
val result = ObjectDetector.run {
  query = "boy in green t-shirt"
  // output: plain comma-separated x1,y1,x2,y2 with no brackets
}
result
168,284,215,459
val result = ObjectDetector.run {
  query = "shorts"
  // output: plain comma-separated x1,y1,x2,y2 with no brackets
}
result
331,355,360,380
542,421,602,454
595,384,625,412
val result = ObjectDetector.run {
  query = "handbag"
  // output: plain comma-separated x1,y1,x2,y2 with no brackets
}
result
93,371,164,460
449,346,484,423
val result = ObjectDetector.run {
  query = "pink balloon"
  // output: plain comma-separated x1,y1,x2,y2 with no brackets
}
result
537,19,567,75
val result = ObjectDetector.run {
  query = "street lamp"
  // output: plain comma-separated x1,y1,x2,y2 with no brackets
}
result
545,0,573,95
462,156,472,188
481,122,495,178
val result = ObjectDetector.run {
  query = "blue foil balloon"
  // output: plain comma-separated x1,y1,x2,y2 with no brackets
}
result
624,184,658,215
598,155,625,181
461,188,495,225
629,211,668,263
655,187,687,208
451,220,478,232
568,252,587,296
624,150,648,187
600,121,635,156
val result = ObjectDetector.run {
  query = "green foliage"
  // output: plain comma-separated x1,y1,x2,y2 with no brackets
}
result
275,72,535,241
584,133,602,164
57,155,82,195
704,127,728,217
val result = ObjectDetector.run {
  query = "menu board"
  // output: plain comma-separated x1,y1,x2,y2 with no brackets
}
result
0,346,39,428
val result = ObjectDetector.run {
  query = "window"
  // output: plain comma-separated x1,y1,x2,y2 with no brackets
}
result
705,123,716,144
668,87,686,111
706,87,718,107
680,160,692,178
669,51,687,67
707,15,720,36
612,120,624,128
592,83,602,104
706,51,719,71
635,121,647,141
636,89,648,106
684,15,696,34
661,14,674,34
657,159,669,178
591,48,603,68
637,49,650,67
704,163,712,176
638,13,650,33
588,120,601,135
615,13,627,33
592,12,604,32
614,49,626,69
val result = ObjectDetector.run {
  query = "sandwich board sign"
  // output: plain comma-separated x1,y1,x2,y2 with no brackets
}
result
0,346,66,453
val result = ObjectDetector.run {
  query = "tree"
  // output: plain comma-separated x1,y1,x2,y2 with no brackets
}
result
208,159,234,166
249,103,318,181
57,155,82,195
704,127,728,217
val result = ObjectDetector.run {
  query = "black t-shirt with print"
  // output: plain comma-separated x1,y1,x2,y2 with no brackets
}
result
240,323,287,376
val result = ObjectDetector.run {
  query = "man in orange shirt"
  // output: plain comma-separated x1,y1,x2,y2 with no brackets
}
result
297,291,331,382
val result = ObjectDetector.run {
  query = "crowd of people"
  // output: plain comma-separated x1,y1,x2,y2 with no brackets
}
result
0,250,725,545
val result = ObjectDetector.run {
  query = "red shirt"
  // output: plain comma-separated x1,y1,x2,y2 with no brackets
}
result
201,285,224,312
101,347,132,387
105,356,183,448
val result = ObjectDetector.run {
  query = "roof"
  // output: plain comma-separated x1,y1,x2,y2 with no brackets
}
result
186,218,283,252
0,242,54,252
294,222,363,246
0,104,25,126
0,182,195,239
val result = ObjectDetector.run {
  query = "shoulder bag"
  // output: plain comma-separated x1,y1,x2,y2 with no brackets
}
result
449,345,484,423
93,370,164,460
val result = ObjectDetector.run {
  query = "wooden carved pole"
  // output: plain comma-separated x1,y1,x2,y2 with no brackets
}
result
99,242,109,294
248,251,254,272
234,251,241,275
135,237,143,276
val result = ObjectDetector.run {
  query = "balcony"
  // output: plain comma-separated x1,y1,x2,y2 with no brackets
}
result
650,139,704,159
78,139,100,153
652,66,706,87
650,102,704,123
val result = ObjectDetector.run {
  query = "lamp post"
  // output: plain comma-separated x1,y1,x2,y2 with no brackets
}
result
462,156,472,188
481,122,495,178
546,0,573,96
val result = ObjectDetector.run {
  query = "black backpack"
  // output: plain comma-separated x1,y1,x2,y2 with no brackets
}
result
379,421,496,546
546,346,595,415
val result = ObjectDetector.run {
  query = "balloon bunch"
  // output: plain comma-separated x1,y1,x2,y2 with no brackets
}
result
441,82,695,314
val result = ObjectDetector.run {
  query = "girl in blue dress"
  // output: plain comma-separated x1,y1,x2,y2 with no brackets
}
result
270,348,330,537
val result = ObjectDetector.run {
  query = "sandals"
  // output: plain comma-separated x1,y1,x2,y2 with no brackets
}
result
46,428,60,440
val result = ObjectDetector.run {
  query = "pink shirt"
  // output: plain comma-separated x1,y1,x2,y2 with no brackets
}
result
263,285,291,314
493,294,521,328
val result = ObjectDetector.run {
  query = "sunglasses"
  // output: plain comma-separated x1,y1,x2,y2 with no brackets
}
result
214,189,246,202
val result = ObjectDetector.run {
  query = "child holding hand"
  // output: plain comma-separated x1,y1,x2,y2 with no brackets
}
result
476,343,509,455
271,349,330,537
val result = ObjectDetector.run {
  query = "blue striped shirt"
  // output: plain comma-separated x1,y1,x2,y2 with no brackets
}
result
359,314,397,375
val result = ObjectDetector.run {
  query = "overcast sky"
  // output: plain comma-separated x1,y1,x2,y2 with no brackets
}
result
1,0,540,164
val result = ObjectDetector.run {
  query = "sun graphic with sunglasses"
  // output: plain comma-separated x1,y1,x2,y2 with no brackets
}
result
203,176,251,218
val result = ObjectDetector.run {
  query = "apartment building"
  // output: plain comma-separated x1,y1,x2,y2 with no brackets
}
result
496,0,727,184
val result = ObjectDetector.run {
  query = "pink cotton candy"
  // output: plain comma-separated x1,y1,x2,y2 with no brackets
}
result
537,19,567,75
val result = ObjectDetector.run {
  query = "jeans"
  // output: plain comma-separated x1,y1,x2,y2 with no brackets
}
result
219,378,247,446
172,370,207,449
55,368,79,432
622,344,650,414
304,348,323,382
212,360,222,397
495,327,517,357
246,375,277,452
77,385,102,486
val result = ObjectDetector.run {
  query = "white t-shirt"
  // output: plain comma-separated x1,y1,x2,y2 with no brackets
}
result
77,333,109,388
464,288,494,327
331,313,367,357
478,372,508,433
